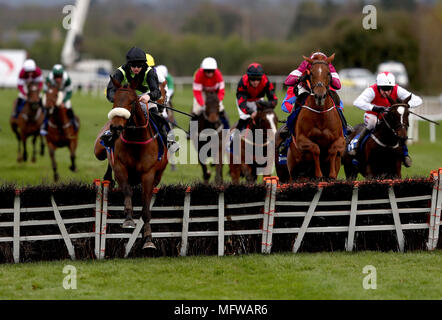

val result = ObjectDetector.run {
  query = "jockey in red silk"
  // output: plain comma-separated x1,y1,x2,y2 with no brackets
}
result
235,63,278,131
190,57,230,129
13,59,43,118
348,71,423,167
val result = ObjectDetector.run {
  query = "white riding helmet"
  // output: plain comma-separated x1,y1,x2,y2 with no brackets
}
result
156,65,168,78
201,57,217,70
23,59,36,72
376,72,396,86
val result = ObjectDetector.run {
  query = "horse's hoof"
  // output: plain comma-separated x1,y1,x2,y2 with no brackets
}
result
122,219,136,229
69,166,77,172
142,241,156,250
31,157,36,163
54,174,59,182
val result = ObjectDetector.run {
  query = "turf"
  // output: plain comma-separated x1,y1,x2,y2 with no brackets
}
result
0,251,441,299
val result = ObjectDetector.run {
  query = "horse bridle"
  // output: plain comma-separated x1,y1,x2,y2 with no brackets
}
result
374,103,409,146
307,60,332,92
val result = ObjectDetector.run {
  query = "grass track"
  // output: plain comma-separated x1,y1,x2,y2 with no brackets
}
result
0,251,441,299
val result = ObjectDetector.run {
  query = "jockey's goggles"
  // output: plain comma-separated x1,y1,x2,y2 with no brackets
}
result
203,69,215,74
249,76,262,82
130,62,145,68
379,85,393,92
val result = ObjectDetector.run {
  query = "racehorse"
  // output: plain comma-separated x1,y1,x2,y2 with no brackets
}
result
287,53,345,180
94,76,168,250
342,95,411,179
229,102,278,183
10,82,44,163
193,91,224,184
43,82,80,182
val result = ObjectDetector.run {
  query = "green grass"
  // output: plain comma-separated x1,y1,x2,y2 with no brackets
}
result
1,87,441,186
0,251,441,299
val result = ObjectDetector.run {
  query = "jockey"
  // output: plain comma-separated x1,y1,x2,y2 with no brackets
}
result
156,64,176,123
13,58,43,118
191,57,230,129
101,47,179,153
348,71,423,167
40,64,77,135
235,62,278,131
280,51,348,142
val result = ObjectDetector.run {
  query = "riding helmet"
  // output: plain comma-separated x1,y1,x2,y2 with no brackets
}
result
246,63,264,77
126,47,147,63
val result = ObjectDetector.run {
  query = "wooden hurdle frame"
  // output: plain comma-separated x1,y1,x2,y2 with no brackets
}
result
0,171,441,263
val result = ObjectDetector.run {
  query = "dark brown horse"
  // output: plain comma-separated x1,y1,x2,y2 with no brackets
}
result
287,54,345,180
94,76,168,250
10,82,45,163
43,82,80,182
192,91,225,184
342,95,411,179
229,103,278,183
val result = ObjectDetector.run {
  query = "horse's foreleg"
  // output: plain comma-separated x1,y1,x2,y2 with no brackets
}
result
103,162,114,188
31,134,37,163
22,137,28,162
119,178,135,229
200,162,211,183
48,144,59,182
141,171,156,249
40,134,45,156
69,140,77,172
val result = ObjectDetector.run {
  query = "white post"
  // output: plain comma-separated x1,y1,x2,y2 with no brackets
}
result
179,190,191,256
51,196,76,260
218,192,225,256
261,178,272,253
13,191,20,263
99,181,110,259
292,187,323,253
388,186,405,252
94,179,102,259
346,185,359,252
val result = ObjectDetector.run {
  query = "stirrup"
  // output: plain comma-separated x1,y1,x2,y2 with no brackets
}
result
40,129,48,136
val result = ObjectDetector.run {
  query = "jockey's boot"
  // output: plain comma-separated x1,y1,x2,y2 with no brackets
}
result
347,125,369,157
219,110,230,129
336,107,352,138
402,145,412,167
13,98,25,118
152,107,180,153
235,118,249,132
40,108,49,136
66,108,79,132
277,124,290,153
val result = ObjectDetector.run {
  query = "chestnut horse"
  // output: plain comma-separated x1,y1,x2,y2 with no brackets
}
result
229,103,278,183
342,95,411,179
43,82,80,182
94,76,168,250
287,54,345,180
10,82,45,163
192,91,224,184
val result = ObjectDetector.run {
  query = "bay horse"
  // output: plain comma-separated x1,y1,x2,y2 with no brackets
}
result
94,76,168,250
193,91,224,184
287,53,345,180
43,82,80,182
10,82,45,163
342,95,411,179
229,102,278,183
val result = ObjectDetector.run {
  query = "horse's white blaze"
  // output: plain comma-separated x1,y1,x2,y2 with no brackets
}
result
108,107,131,120
56,92,64,106
398,106,405,124
266,113,277,135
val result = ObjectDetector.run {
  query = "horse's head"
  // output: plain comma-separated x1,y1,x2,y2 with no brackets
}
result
204,91,220,125
43,83,63,108
108,76,140,135
25,81,42,114
252,101,278,138
382,94,412,143
303,53,335,106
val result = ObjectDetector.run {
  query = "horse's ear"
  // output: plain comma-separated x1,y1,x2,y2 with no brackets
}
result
110,75,121,89
404,94,412,104
326,53,335,63
303,55,313,64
